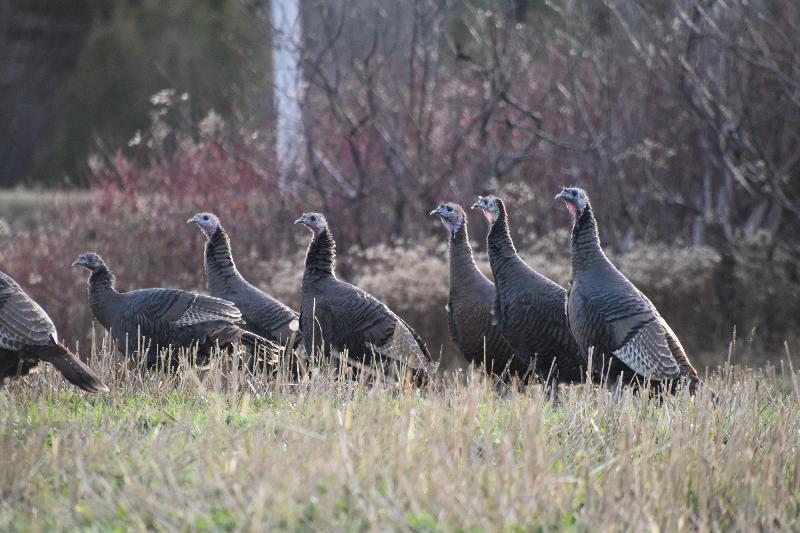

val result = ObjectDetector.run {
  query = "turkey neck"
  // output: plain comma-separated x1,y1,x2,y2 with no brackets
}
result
205,226,244,294
570,202,605,273
303,228,336,283
88,266,120,327
487,201,525,280
449,220,488,289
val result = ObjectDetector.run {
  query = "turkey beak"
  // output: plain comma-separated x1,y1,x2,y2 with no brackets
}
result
470,200,482,210
293,217,305,225
71,259,83,268
555,190,567,201
429,207,444,217
186,216,198,225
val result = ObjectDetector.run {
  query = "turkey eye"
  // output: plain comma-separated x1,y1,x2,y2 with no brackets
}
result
203,215,209,221
446,206,453,212
310,216,316,221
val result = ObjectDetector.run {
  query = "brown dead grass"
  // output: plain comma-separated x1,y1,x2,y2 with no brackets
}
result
1,336,799,531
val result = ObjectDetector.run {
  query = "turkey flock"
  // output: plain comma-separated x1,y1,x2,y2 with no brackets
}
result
0,187,699,394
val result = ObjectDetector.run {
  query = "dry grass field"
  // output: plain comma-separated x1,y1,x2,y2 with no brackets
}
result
2,336,799,531
0,190,797,530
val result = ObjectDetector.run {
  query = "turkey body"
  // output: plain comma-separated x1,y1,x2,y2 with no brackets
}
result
565,197,699,390
299,226,432,380
204,226,299,346
484,199,586,383
0,271,107,392
443,211,520,377
81,257,277,368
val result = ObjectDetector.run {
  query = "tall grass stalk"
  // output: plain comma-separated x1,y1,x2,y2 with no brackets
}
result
1,334,798,530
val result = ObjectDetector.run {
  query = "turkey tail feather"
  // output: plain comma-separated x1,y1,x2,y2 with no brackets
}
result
42,343,109,393
240,330,281,366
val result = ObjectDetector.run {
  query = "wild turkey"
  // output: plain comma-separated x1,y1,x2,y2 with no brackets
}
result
295,213,433,381
430,202,523,378
187,212,301,348
472,195,586,384
72,252,280,369
0,271,108,392
556,187,699,391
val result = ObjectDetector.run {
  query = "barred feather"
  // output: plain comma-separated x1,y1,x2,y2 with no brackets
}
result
299,222,432,381
484,198,586,384
438,204,520,377
204,226,299,346
565,192,699,389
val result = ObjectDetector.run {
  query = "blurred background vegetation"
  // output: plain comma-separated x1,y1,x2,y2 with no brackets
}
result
1,0,799,369
1,0,271,186
2,0,665,188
